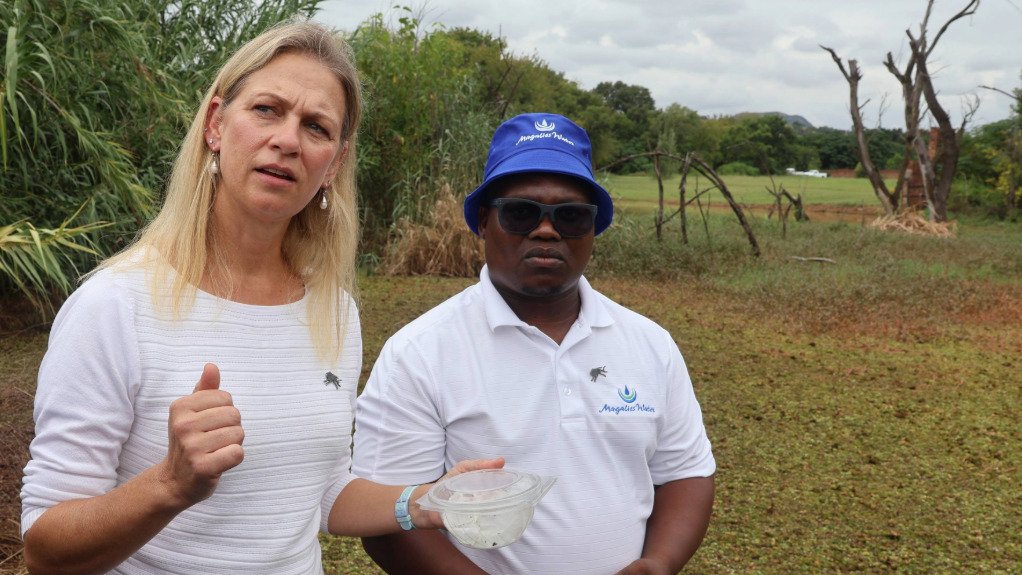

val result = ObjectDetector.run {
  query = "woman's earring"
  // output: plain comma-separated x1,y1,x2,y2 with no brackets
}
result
209,153,220,175
319,189,328,210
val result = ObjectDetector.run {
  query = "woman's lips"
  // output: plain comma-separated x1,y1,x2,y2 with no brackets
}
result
256,165,295,182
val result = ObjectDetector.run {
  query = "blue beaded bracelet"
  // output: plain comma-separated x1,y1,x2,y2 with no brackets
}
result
395,485,418,531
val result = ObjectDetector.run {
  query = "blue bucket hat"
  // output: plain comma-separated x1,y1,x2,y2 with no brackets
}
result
464,113,613,236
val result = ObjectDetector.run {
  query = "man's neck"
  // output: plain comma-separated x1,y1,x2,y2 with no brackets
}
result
495,283,582,345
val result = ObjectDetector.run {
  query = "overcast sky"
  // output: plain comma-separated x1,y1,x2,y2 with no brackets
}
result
318,0,1021,131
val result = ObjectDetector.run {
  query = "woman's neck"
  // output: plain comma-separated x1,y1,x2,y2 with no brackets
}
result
202,214,304,305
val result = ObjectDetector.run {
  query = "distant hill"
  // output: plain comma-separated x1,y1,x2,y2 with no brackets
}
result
733,111,815,130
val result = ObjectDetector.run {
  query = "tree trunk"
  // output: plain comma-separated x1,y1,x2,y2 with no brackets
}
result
678,153,691,245
821,46,898,214
903,0,980,221
653,152,665,241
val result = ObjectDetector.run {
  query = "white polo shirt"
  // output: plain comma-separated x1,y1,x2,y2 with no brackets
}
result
353,266,715,575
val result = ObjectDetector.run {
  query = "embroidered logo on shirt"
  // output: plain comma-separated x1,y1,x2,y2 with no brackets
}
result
589,366,608,382
598,385,655,414
618,385,637,403
324,371,341,390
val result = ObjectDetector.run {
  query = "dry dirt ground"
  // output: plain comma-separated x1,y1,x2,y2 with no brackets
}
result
2,269,1019,573
1,329,45,574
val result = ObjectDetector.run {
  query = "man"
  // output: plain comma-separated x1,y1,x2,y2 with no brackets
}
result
353,113,715,574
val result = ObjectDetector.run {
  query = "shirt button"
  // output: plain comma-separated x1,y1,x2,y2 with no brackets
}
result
564,387,572,396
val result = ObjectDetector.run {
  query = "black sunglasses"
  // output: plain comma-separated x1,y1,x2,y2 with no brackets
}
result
489,198,598,238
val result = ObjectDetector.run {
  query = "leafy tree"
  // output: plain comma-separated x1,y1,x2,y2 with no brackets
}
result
718,115,797,174
650,104,721,175
790,143,820,171
802,128,856,169
592,81,657,172
959,116,1021,214
864,128,905,170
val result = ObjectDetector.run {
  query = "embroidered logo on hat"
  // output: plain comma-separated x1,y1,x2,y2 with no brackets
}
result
535,119,556,132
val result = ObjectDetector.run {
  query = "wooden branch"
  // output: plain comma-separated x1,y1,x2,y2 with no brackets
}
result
822,48,896,214
678,152,692,244
927,0,980,58
980,85,1016,99
820,45,854,82
884,51,909,84
687,155,761,257
596,150,658,172
499,71,524,118
789,256,837,264
684,187,716,205
960,94,980,136
909,33,965,222
653,151,665,241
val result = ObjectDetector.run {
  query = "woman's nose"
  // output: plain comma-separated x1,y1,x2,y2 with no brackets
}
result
271,119,301,155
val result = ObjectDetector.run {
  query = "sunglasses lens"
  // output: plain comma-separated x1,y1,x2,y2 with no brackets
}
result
498,201,542,234
494,199,596,237
553,205,593,237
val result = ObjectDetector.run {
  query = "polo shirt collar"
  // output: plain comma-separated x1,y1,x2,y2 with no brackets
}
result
479,265,614,331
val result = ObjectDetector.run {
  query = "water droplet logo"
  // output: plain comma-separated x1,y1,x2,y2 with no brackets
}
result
618,385,637,403
534,119,556,132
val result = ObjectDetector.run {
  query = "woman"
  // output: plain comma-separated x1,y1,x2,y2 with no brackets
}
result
20,21,499,574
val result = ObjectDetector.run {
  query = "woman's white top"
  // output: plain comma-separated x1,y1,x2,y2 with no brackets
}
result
21,266,361,574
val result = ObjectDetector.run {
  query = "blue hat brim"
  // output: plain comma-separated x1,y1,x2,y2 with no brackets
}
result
464,148,613,236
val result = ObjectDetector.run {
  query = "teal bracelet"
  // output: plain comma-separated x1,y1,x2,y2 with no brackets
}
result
395,485,418,531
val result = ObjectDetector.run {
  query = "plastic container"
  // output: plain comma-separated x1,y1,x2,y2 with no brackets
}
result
418,469,557,549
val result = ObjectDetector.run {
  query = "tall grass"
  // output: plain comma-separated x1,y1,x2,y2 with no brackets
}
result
378,184,484,276
0,0,321,311
0,203,109,313
349,11,496,253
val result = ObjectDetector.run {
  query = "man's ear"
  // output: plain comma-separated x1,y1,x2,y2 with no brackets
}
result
477,205,490,239
204,97,224,152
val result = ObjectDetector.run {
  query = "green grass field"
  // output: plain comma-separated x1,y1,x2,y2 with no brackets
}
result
603,173,897,212
2,217,1020,574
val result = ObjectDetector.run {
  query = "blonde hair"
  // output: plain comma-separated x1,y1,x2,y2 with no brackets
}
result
99,20,362,360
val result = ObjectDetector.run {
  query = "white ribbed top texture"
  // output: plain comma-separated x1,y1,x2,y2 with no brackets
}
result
22,266,361,574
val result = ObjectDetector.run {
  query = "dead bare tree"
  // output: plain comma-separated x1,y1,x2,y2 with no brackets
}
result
822,0,980,222
820,46,900,215
909,32,979,221
765,177,809,238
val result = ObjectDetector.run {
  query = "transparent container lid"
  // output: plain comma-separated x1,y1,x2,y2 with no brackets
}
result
418,469,557,513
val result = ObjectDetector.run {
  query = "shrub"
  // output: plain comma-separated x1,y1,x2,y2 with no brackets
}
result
349,11,496,253
716,162,760,176
378,184,483,276
948,177,1017,220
